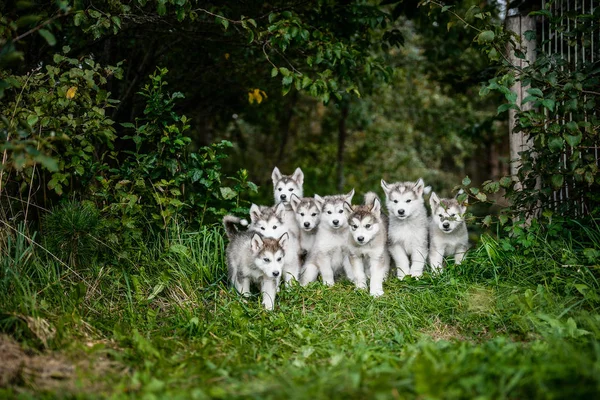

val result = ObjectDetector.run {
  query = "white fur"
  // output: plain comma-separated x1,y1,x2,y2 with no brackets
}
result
290,194,321,256
271,167,304,281
228,233,288,310
381,178,429,278
300,190,355,286
345,195,390,297
428,192,469,272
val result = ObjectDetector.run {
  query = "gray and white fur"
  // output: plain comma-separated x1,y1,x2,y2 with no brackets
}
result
381,178,429,278
290,194,321,259
224,222,289,310
246,202,299,282
300,190,355,286
271,167,303,281
429,191,469,272
345,192,390,297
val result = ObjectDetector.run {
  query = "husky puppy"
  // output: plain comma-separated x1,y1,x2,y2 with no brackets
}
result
300,190,355,286
381,178,429,279
429,192,469,272
290,194,321,257
271,167,303,282
245,202,300,282
345,192,389,297
224,224,288,310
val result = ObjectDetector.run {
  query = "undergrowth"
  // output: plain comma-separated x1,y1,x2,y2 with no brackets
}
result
1,219,599,399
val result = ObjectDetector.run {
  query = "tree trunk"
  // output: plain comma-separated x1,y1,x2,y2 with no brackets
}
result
337,103,349,192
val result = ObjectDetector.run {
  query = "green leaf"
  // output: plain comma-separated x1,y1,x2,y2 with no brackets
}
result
39,29,56,46
475,192,487,202
497,103,519,114
548,136,564,152
541,99,555,112
271,68,278,77
220,187,237,200
477,30,495,44
564,133,582,147
551,174,564,189
500,176,513,188
526,88,543,97
462,176,471,186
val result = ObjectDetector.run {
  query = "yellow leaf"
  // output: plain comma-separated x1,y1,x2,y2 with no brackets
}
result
248,91,255,104
253,88,263,104
66,86,77,99
224,53,230,60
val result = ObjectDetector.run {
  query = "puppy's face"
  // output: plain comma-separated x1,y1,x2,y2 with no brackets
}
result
272,167,304,205
382,179,425,220
348,213,381,246
430,193,467,233
250,204,287,239
293,199,320,232
315,190,354,230
251,234,287,279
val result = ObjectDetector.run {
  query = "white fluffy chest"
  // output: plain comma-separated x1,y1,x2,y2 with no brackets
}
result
389,217,427,248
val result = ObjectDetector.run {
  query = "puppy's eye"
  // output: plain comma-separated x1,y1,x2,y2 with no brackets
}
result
273,225,277,230
352,225,358,229
300,213,305,216
311,213,317,217
327,211,332,214
438,214,443,218
289,188,293,191
278,188,282,191
263,258,270,262
393,200,398,203
366,224,371,228
277,257,282,262
451,213,456,217
261,227,266,230
338,210,343,214
406,199,412,203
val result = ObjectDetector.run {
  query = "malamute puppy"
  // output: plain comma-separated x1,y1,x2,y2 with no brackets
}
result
381,178,429,278
300,190,355,286
271,167,303,281
290,194,321,258
429,191,469,272
247,203,299,282
345,192,389,297
223,215,289,310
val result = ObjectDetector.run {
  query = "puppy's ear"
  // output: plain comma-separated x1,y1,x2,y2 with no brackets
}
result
271,167,282,185
381,179,391,195
429,192,440,211
345,189,355,204
274,202,286,219
314,194,325,211
250,204,261,223
251,233,264,253
292,167,304,187
413,178,425,196
343,201,354,215
278,232,289,250
290,193,302,212
371,198,381,218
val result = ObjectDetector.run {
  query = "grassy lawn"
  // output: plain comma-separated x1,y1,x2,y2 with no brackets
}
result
1,223,599,399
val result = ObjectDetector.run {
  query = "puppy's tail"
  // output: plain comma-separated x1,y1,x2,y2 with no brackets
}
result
364,191,380,206
222,215,249,239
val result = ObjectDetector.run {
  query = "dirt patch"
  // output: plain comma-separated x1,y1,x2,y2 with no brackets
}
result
0,334,123,395
421,317,465,342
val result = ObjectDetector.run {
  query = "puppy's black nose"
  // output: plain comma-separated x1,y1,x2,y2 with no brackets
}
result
304,222,310,228
357,236,364,242
398,209,405,215
272,271,280,277
332,220,339,226
280,194,287,200
443,222,450,229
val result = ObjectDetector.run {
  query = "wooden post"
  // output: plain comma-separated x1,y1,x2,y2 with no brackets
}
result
506,14,537,187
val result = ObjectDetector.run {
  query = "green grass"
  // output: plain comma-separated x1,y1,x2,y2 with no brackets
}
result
1,221,599,399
